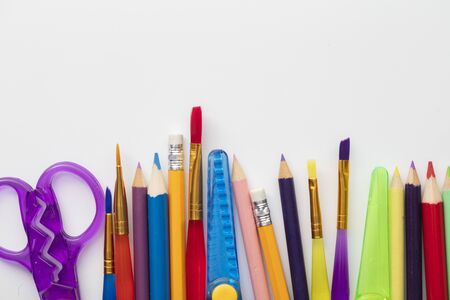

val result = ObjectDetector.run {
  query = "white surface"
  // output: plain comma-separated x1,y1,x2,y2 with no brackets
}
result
0,0,450,299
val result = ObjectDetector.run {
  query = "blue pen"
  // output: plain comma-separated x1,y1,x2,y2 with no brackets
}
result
148,153,170,300
103,187,117,300
207,150,241,300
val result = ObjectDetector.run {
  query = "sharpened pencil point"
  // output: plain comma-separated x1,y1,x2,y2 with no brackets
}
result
281,154,285,161
410,161,416,170
137,162,142,169
427,161,435,179
394,167,400,177
154,153,161,170
447,167,450,178
339,138,350,160
307,160,317,179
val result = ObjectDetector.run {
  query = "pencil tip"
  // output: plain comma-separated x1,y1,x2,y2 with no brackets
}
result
447,166,450,178
427,161,435,179
137,162,141,169
281,154,285,161
410,160,416,169
394,167,400,177
153,153,161,170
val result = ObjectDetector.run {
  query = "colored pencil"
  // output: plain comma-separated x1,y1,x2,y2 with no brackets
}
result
168,134,187,300
103,187,116,300
405,161,422,300
355,167,390,299
232,157,270,300
307,160,330,300
148,153,170,300
278,155,309,300
423,161,448,299
331,138,350,300
186,106,206,300
389,167,404,300
443,166,450,293
114,144,135,300
132,163,149,300
250,188,290,300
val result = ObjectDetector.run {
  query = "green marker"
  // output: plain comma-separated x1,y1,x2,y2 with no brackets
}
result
442,167,450,292
355,167,390,300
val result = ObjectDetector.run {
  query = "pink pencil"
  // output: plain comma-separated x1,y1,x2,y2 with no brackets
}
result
232,156,270,300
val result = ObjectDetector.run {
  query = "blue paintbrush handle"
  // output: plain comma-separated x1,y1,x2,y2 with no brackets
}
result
102,273,116,300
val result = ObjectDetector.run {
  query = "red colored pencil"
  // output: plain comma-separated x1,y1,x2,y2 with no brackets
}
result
422,161,448,300
186,106,206,300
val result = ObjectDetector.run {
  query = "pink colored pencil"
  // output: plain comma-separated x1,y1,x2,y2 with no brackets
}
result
232,156,270,300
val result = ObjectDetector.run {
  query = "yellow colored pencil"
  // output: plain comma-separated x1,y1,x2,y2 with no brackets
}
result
390,167,404,300
250,188,291,300
168,134,186,300
307,160,330,300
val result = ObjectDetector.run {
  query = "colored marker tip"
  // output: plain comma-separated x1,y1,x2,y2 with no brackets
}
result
427,161,435,179
281,154,286,161
190,106,202,144
410,160,416,170
116,144,121,166
105,187,112,213
153,153,161,170
339,138,350,160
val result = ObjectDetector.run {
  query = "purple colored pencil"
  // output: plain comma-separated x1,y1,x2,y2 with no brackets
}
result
278,155,309,300
331,138,350,300
405,161,422,300
132,163,150,300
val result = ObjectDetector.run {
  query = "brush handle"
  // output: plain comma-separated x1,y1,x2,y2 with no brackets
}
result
148,194,170,300
278,178,309,300
331,230,349,300
114,235,135,300
312,238,330,300
186,220,206,300
102,274,117,300
133,186,149,300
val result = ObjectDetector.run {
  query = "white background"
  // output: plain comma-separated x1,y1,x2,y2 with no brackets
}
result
0,0,449,299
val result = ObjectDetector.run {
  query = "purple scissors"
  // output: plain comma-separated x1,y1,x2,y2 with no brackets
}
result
0,162,104,300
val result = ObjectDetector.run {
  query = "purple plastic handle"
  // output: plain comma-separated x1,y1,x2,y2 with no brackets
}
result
0,162,104,300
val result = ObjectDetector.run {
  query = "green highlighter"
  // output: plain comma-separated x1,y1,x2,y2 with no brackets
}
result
443,167,450,292
355,167,390,300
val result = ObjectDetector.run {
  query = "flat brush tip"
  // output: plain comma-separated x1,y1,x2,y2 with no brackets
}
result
427,161,435,179
339,138,350,160
105,187,112,213
153,153,161,170
307,160,317,179
190,106,202,144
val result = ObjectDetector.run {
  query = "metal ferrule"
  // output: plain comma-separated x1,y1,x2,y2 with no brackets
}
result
189,143,202,220
252,198,272,227
337,160,349,229
114,166,129,235
169,143,184,171
308,178,323,239
104,213,114,274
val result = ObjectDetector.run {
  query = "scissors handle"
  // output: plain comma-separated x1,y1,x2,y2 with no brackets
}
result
0,178,33,271
36,161,104,251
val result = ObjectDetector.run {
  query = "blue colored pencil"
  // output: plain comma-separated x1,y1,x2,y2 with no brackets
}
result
148,153,170,300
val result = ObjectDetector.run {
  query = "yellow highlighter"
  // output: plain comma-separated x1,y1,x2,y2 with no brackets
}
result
168,134,186,300
250,188,291,300
307,160,331,300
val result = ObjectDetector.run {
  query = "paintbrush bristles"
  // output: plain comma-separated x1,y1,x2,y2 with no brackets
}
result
116,144,122,166
339,138,350,160
307,160,317,179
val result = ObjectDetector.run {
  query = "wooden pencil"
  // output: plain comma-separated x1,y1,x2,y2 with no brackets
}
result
423,161,448,299
442,167,450,293
278,155,309,300
405,162,422,300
